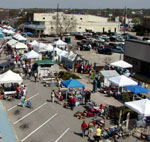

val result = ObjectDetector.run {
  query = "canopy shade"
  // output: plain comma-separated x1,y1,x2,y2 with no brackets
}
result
53,39,67,49
110,60,133,68
0,70,23,84
7,39,18,47
125,99,150,117
61,79,85,88
124,85,149,94
24,50,39,59
108,75,138,87
35,60,56,65
100,70,120,78
15,43,27,49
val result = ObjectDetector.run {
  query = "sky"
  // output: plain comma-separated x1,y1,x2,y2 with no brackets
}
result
0,0,150,9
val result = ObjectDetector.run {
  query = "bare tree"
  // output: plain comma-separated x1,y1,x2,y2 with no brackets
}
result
103,57,112,66
50,14,77,38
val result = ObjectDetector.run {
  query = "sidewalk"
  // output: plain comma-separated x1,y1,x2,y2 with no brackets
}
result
0,101,17,142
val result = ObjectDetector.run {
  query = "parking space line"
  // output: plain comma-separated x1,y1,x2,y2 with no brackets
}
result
55,128,70,142
13,102,48,125
21,113,58,142
7,93,39,112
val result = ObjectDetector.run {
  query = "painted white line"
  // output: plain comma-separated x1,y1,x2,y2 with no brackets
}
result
55,128,70,142
7,93,39,112
13,102,48,125
21,113,58,142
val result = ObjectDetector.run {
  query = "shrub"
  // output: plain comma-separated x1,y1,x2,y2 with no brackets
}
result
59,71,80,80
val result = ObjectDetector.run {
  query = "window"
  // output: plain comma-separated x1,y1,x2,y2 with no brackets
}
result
79,27,81,29
71,18,73,20
43,17,45,20
80,18,83,20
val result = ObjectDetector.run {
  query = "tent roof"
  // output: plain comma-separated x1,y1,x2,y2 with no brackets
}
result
35,60,56,65
15,42,27,49
100,70,120,78
7,39,18,47
125,99,150,117
29,40,38,46
124,85,149,94
0,70,23,84
53,39,67,46
110,60,133,68
24,50,39,59
61,79,85,88
44,44,54,52
108,75,138,87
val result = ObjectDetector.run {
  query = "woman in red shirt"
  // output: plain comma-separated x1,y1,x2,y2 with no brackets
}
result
81,120,87,137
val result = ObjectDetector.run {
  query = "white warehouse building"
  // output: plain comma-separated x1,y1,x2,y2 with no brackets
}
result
24,12,120,34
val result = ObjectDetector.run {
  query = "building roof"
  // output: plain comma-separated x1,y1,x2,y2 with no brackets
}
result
126,39,150,45
23,23,45,30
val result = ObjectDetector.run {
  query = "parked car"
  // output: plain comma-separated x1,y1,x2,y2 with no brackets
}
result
96,48,112,55
0,61,15,74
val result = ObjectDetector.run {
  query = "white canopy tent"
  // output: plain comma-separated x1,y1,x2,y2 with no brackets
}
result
15,42,27,50
13,34,27,41
33,42,47,52
125,99,150,117
24,50,39,59
44,44,54,52
29,40,38,47
7,39,18,47
110,60,133,68
53,39,67,49
0,70,23,84
100,70,120,87
108,75,138,87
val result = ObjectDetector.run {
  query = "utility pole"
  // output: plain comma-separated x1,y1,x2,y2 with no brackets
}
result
56,3,59,36
124,6,127,34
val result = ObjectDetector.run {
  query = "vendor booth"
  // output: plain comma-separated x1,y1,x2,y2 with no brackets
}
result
53,39,67,50
99,70,120,87
24,50,40,59
0,70,23,84
0,70,23,100
61,79,85,106
110,60,133,68
33,60,56,77
108,75,138,87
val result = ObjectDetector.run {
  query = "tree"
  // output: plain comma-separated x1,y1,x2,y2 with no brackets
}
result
50,13,77,37
132,17,141,24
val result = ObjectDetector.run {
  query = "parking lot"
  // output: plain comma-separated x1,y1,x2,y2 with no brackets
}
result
2,79,90,142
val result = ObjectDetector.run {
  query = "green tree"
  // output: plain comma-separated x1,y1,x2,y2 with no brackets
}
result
132,17,141,24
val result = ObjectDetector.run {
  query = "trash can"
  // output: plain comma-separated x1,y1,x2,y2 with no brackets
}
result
65,37,71,44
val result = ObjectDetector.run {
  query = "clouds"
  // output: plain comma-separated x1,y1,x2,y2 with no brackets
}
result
0,0,149,9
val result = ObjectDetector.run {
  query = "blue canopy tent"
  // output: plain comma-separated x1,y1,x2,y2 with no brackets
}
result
26,32,32,35
124,85,150,100
124,85,149,94
61,79,85,88
61,79,85,102
0,32,4,38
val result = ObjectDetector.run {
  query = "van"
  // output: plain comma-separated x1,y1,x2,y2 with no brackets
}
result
0,61,15,74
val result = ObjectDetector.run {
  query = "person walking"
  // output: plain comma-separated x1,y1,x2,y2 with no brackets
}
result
81,120,87,137
94,126,102,142
34,72,38,83
69,96,75,111
21,95,25,107
88,121,94,140
51,90,55,103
